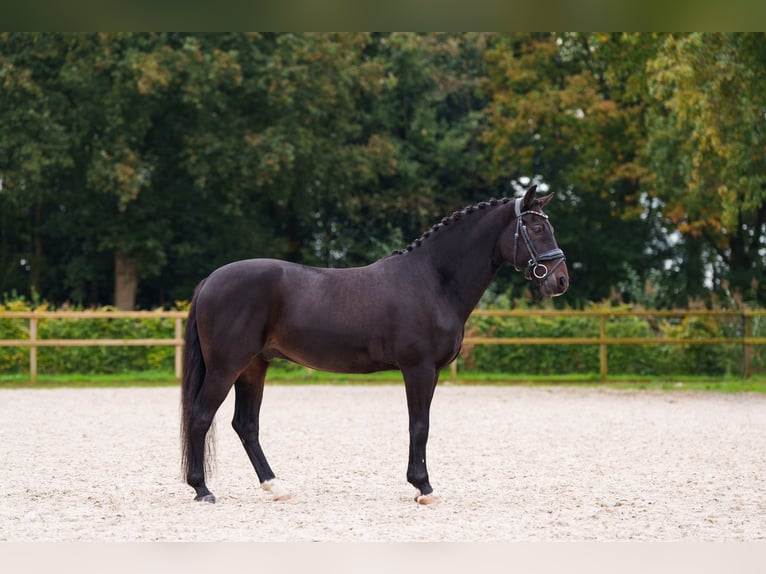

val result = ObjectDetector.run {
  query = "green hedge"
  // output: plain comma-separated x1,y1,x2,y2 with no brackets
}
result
0,299,180,375
0,299,29,373
463,305,763,377
2,296,765,377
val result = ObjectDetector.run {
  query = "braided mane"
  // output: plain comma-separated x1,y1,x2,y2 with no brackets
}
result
392,197,514,255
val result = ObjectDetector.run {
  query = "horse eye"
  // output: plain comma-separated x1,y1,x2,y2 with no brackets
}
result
532,225,544,233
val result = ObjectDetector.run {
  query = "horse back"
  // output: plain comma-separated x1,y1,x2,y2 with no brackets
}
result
194,258,463,373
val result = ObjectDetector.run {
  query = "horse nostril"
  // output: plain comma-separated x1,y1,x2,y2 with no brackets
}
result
559,275,568,289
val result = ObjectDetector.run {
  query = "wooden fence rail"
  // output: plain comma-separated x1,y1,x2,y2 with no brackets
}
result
1,309,766,382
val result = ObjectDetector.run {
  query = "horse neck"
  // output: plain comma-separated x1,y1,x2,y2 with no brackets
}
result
401,202,514,322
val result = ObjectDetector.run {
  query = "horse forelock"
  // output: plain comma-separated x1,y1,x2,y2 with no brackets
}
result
392,197,513,256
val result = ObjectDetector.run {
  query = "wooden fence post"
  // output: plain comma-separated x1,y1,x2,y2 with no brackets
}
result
175,317,183,381
744,313,753,379
29,316,38,383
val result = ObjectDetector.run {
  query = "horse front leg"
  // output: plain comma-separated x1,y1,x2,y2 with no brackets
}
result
402,363,439,505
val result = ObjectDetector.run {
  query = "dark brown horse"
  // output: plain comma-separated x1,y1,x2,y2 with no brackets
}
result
180,185,568,504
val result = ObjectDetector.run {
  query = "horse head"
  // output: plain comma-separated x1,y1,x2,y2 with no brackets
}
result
499,185,569,297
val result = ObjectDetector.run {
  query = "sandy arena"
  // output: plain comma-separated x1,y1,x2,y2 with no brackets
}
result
1,384,765,541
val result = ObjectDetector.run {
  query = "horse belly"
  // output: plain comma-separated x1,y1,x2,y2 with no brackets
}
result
264,324,395,374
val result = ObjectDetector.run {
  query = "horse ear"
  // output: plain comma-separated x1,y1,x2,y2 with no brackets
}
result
521,185,538,210
536,193,555,209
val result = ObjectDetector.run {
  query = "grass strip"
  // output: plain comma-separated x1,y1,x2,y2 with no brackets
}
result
1,369,765,393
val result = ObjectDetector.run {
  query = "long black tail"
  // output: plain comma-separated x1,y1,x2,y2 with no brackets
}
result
180,280,210,480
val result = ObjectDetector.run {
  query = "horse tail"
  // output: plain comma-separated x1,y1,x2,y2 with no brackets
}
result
180,279,212,479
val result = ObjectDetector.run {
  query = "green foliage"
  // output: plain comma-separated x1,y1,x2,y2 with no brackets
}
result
654,314,738,376
0,297,31,372
465,312,600,374
1,33,765,311
463,304,750,377
646,33,766,304
36,315,176,374
750,315,766,373
0,296,176,375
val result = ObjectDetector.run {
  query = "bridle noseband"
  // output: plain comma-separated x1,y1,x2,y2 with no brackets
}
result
513,198,566,281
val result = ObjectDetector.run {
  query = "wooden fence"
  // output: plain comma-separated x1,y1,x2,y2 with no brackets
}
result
0,311,186,382
460,309,766,380
1,309,766,382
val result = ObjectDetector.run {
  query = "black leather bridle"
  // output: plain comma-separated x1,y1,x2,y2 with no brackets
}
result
513,198,566,281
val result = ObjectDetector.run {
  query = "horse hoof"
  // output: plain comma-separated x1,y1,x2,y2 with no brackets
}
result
414,491,439,505
194,493,216,503
262,479,292,501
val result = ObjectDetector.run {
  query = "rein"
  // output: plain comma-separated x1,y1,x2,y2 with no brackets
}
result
513,198,566,281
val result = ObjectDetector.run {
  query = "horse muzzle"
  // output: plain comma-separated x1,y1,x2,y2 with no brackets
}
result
537,258,569,297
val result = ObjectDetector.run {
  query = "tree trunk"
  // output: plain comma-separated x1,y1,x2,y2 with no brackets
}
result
114,250,138,310
31,202,42,296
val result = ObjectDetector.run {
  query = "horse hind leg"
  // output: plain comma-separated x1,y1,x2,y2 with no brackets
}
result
186,368,237,503
232,357,291,501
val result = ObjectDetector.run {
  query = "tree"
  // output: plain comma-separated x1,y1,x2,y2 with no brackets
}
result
327,32,494,265
0,33,77,299
481,33,665,305
646,32,766,305
5,33,760,310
